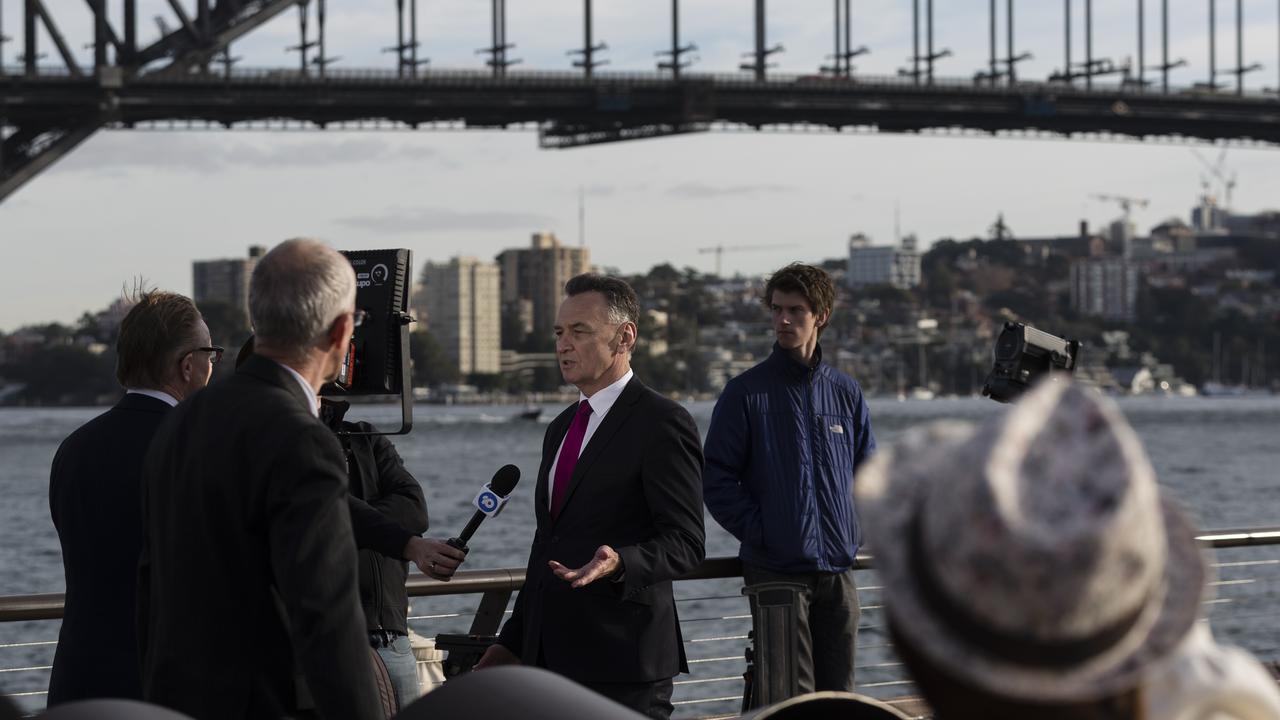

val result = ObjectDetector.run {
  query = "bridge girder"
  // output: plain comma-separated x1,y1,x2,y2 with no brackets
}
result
5,71,1280,154
0,0,302,203
2,1,1280,202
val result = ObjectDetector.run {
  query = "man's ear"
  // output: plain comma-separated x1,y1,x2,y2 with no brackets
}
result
815,310,831,330
326,313,354,353
615,322,637,354
177,353,193,383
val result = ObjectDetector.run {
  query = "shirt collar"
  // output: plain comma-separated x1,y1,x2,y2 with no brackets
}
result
125,388,179,407
275,361,320,417
579,369,634,418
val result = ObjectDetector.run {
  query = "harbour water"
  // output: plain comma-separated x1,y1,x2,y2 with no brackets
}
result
2,395,1279,713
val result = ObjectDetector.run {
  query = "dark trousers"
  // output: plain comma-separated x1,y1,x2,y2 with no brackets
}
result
533,644,674,720
743,564,860,694
579,678,674,720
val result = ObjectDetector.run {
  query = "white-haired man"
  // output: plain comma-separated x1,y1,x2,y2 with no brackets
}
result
138,239,382,720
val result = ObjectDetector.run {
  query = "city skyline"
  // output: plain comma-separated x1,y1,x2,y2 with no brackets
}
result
3,0,1280,330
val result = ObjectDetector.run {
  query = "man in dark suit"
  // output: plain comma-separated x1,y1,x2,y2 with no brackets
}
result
474,274,705,719
48,290,216,706
138,238,381,720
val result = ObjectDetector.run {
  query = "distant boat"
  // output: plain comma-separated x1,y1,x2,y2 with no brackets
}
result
514,406,542,421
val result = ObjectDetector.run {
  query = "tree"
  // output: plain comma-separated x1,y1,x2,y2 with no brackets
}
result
647,263,681,285
75,312,99,339
468,373,504,392
408,331,459,387
2,345,118,405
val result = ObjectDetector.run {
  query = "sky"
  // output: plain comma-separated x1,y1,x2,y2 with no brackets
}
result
2,0,1280,331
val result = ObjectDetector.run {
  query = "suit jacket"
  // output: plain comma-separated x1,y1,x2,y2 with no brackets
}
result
47,393,170,705
137,355,380,720
497,376,705,684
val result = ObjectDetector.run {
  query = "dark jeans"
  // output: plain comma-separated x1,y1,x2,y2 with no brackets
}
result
579,677,674,720
743,564,861,695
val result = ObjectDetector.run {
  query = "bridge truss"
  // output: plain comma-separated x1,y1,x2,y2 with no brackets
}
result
2,0,1279,204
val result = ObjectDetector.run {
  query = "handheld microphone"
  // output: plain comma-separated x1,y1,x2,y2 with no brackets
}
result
447,464,521,552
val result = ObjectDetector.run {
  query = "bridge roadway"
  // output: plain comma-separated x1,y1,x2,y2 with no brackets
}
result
5,68,1280,151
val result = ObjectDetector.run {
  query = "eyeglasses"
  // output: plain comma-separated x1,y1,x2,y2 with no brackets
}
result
352,309,369,328
185,346,225,365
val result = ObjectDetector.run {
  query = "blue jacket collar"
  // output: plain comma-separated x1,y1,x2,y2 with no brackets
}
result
768,342,827,380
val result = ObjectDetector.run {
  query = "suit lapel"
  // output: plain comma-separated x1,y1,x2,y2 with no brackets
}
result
536,403,577,527
553,377,645,524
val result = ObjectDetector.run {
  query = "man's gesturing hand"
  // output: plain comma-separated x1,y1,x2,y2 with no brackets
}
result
549,544,621,588
403,536,468,581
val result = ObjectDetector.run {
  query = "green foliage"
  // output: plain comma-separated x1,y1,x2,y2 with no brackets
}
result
530,365,564,392
408,331,459,387
2,345,119,405
914,235,1280,389
467,373,504,392
631,345,710,394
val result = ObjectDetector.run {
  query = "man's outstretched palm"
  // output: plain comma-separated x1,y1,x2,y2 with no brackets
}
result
549,544,620,588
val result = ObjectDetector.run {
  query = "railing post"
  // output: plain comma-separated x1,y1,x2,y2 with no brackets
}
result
743,581,806,709
432,588,513,680
466,589,512,636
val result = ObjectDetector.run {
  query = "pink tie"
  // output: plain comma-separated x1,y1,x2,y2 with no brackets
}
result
550,401,593,520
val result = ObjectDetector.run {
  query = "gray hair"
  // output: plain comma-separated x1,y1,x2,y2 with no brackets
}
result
564,273,639,326
249,238,355,355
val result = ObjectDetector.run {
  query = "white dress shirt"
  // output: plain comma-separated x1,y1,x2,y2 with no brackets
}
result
547,369,634,507
276,361,320,417
125,389,178,407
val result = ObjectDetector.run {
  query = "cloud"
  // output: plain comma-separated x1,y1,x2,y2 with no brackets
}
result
56,133,447,175
335,206,557,234
666,181,796,198
583,182,618,197
580,181,650,197
223,137,445,167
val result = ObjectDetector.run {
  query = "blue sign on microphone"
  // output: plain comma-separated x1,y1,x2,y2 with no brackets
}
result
473,484,509,517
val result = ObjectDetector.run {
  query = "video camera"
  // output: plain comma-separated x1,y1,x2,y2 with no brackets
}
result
323,249,415,434
981,322,1080,403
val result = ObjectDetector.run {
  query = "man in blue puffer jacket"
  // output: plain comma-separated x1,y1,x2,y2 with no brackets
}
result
703,262,876,698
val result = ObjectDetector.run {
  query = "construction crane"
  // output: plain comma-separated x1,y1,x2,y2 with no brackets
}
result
1191,148,1237,211
696,244,798,277
1092,194,1150,259
1092,193,1151,218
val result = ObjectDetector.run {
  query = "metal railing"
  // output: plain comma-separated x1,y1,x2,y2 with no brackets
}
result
3,527,1279,718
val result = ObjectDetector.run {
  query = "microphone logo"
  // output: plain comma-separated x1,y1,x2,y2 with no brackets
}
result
473,484,509,517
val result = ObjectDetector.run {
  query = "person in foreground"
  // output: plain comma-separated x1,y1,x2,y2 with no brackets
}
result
854,379,1280,720
474,274,706,720
235,336,456,711
702,262,875,697
138,239,380,719
47,290,215,705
